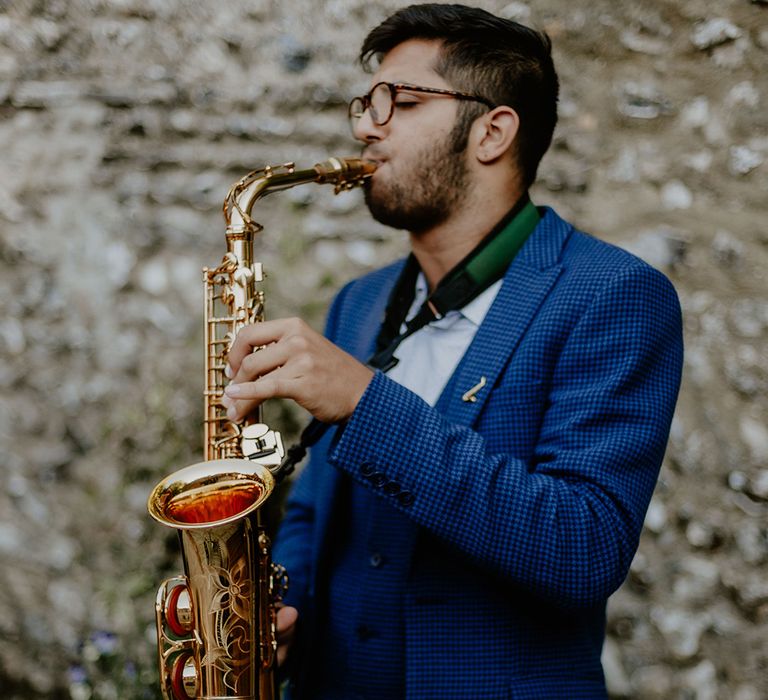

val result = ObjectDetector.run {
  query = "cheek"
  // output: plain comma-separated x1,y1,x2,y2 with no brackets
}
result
370,162,393,189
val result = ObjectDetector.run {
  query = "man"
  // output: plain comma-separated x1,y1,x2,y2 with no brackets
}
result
222,4,683,698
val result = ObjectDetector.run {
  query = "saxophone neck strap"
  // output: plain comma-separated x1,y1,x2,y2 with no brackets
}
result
369,194,540,371
276,195,540,480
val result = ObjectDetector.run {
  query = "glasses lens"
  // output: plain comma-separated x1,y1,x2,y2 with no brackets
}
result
348,96,365,120
370,83,393,126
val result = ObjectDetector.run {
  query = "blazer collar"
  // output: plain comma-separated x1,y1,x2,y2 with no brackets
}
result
435,207,572,424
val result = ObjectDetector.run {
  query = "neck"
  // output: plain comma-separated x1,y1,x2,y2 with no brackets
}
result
410,187,525,290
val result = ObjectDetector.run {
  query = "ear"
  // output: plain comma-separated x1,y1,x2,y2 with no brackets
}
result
471,106,519,164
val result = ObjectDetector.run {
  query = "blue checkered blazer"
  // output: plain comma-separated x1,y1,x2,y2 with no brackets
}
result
274,207,683,699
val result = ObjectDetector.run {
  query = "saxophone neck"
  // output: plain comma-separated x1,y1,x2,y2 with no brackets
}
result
224,157,376,233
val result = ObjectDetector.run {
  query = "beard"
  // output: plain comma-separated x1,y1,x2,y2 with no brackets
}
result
363,124,470,234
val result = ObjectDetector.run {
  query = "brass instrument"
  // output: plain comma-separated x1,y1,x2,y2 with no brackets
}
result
147,157,376,700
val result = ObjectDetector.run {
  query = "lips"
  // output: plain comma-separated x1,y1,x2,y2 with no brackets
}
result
362,148,387,167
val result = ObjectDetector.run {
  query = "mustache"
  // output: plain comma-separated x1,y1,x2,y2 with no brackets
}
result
361,146,387,163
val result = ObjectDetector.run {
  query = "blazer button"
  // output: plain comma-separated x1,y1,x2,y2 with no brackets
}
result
360,462,375,477
371,472,387,487
383,480,400,495
397,490,415,506
369,552,383,568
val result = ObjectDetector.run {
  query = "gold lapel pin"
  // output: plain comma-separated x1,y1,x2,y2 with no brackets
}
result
461,376,487,403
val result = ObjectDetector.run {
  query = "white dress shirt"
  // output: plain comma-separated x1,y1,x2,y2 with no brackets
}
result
387,272,503,406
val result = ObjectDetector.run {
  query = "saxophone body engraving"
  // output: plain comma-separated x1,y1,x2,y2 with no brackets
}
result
147,157,375,699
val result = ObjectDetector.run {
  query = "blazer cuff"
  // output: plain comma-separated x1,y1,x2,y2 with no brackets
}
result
328,371,429,508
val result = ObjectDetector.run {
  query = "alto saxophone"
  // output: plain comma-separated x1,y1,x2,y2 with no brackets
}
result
147,157,376,700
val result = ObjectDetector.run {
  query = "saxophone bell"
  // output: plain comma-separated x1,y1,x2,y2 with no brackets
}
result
148,459,280,700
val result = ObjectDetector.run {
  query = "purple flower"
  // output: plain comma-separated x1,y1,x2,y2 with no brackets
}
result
90,630,118,655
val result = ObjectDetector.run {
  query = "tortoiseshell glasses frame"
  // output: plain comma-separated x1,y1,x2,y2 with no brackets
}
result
348,81,496,130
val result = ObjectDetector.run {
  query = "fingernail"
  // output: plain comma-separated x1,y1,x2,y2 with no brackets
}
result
224,364,233,378
227,405,238,421
225,384,242,397
221,395,232,409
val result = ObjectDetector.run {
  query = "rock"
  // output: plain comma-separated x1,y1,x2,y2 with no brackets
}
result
11,80,84,107
680,96,710,129
601,638,631,697
712,37,750,70
630,665,673,698
685,520,718,549
136,256,170,296
661,180,693,209
681,660,718,700
345,239,377,267
618,227,687,271
734,685,763,700
279,35,313,73
750,468,768,499
729,146,764,176
726,81,760,110
683,150,713,173
617,81,674,119
729,299,766,339
103,241,137,289
644,497,668,534
691,18,743,50
651,607,710,660
500,2,532,23
723,571,768,614
672,556,720,602
619,29,669,55
607,147,640,183
711,229,744,266
0,317,25,355
735,522,768,565
728,470,749,492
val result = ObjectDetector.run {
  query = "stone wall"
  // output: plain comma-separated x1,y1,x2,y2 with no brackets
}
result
0,0,766,697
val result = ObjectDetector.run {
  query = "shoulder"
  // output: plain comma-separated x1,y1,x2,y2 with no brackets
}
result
541,207,680,305
323,258,406,350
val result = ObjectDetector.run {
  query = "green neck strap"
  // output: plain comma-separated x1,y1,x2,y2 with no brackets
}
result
463,199,540,287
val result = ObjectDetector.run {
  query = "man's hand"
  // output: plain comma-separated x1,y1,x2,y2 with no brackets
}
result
276,605,298,667
222,318,374,424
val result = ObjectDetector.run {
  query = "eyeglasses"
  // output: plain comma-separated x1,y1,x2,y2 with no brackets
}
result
348,81,495,131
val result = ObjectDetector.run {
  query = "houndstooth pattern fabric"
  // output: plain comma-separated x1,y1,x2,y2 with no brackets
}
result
274,207,684,699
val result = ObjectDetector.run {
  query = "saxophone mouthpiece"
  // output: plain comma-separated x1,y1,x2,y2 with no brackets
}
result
348,158,379,176
314,156,377,192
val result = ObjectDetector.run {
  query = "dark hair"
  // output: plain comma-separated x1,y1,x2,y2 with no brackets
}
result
360,3,559,189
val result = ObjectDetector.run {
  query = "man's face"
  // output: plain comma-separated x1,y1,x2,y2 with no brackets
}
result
353,39,472,234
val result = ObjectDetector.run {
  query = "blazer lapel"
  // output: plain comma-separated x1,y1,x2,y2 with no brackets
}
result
437,207,571,425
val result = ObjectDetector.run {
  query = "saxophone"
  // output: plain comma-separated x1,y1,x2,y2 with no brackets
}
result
147,157,376,700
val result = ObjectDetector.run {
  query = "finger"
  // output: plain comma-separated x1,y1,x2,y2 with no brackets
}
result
276,606,298,667
276,605,298,637
225,367,296,402
277,643,291,668
227,318,305,374
223,367,298,421
232,341,292,385
221,393,260,424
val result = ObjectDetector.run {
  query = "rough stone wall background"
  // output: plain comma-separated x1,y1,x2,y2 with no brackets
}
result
0,0,766,697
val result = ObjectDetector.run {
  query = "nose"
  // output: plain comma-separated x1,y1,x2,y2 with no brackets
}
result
352,108,387,144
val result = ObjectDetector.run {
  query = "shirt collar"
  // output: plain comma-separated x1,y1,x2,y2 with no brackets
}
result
409,272,502,328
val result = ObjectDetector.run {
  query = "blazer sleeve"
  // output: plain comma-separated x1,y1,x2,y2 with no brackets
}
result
327,261,683,609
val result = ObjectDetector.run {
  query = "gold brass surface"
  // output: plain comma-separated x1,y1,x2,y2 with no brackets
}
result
147,157,375,699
